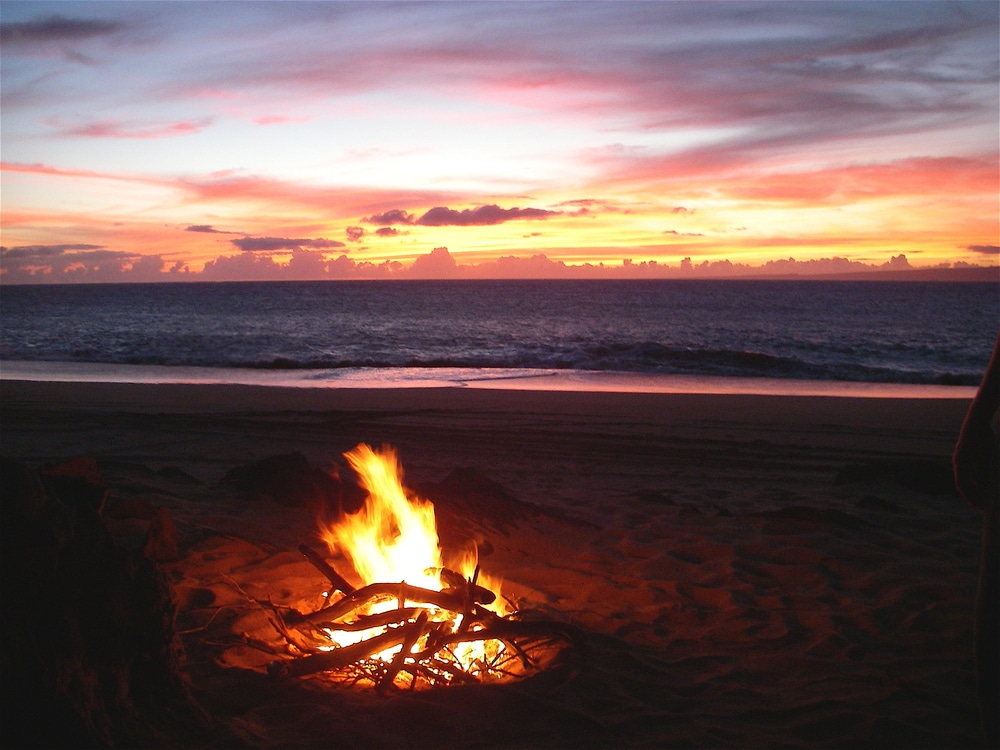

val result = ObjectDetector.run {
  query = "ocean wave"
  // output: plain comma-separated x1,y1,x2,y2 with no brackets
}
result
7,344,977,385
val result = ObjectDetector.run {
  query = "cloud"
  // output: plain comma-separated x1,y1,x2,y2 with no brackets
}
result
966,245,1000,255
4,242,993,284
361,204,562,227
345,226,365,242
416,204,560,226
254,115,306,126
51,118,213,139
406,247,458,279
2,161,172,188
0,244,183,283
362,209,416,225
182,175,458,221
185,224,236,234
229,236,346,252
0,15,124,46
375,227,401,237
199,252,282,281
1,243,105,259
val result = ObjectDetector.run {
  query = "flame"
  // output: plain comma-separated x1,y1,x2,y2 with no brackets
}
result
323,444,442,590
316,443,509,686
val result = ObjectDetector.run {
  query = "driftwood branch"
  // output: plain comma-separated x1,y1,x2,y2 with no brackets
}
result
285,581,496,628
269,625,412,678
327,607,423,632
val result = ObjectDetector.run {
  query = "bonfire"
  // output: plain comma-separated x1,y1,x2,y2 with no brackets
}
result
267,444,577,692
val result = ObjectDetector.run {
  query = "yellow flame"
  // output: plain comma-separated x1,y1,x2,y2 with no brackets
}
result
323,444,441,589
315,444,512,684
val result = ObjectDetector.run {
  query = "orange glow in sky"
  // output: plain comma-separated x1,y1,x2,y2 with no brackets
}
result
1,1,997,282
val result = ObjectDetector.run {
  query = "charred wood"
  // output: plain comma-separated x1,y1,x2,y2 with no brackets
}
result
376,610,430,694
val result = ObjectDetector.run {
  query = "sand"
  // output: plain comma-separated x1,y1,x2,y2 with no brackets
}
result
0,380,988,749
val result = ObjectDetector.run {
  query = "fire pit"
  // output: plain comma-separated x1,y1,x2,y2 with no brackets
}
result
266,444,579,692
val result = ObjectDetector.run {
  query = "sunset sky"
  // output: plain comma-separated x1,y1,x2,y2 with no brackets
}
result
2,0,998,282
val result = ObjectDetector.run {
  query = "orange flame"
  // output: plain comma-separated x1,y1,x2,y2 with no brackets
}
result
316,444,508,684
322,444,443,590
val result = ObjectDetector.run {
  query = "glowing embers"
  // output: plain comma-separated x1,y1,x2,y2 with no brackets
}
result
267,444,576,692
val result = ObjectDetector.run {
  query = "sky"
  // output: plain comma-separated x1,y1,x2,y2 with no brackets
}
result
1,0,998,282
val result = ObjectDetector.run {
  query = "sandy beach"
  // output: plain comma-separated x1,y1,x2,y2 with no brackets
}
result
0,380,986,749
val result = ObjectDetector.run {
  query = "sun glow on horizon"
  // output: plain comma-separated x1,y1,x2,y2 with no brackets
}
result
1,1,997,282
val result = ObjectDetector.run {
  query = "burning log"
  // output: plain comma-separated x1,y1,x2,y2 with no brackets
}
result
376,610,430,694
269,625,416,678
285,580,495,629
331,607,424,632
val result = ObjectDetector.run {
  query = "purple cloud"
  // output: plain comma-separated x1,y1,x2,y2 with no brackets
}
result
230,236,346,252
375,227,401,237
185,224,235,234
966,244,999,255
362,209,416,225
0,15,123,45
345,226,365,242
1,243,106,259
416,204,559,226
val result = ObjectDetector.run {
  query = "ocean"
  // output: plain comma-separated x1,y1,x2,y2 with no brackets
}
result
1,280,996,395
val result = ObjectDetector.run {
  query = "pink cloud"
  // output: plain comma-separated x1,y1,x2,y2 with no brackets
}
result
1,160,161,184
50,117,213,139
254,115,307,126
583,141,999,203
181,174,462,218
724,156,1000,204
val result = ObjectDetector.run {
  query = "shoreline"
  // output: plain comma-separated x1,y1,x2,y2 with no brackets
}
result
0,376,975,422
0,359,979,399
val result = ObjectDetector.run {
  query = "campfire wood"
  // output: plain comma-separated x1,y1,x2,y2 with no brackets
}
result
284,581,496,629
268,549,582,690
376,610,430,694
269,625,415,678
